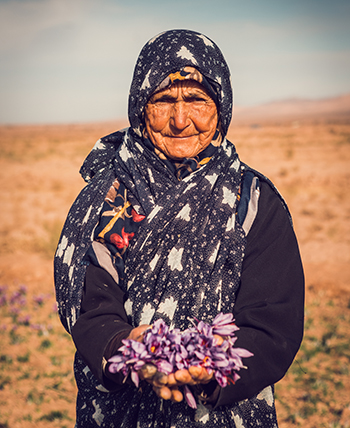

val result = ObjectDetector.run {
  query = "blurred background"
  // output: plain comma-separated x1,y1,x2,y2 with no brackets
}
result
0,1,350,427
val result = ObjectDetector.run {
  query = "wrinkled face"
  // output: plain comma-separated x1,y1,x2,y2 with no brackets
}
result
144,80,218,160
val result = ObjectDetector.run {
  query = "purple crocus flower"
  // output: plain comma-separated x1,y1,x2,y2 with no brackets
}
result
212,313,239,336
184,385,197,409
0,285,8,294
18,285,27,295
155,359,173,374
0,295,7,307
33,294,46,306
18,314,31,325
10,292,21,304
10,306,20,315
131,369,140,387
31,323,44,331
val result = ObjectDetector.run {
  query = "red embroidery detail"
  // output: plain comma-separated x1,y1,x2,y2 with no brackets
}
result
131,208,146,223
110,228,135,249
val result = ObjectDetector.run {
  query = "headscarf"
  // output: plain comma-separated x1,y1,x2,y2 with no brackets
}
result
128,29,233,138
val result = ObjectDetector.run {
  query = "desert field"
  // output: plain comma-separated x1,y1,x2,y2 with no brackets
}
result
0,109,350,427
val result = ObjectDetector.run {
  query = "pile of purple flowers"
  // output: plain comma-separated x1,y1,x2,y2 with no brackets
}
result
108,313,253,408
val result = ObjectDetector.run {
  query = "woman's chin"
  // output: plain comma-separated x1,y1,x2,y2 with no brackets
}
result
165,150,197,160
162,141,207,160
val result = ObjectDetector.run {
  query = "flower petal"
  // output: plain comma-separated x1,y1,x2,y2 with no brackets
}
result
184,385,197,409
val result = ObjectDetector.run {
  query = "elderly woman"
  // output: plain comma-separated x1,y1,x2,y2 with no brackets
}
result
54,29,304,427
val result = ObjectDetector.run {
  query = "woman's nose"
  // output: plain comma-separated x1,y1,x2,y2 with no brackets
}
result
171,102,190,130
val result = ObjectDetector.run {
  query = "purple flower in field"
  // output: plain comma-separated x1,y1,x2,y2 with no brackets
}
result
10,306,21,316
18,314,31,325
18,285,28,295
33,294,45,306
0,295,7,307
0,285,8,295
31,323,45,332
9,290,26,306
10,292,21,304
18,297,27,307
31,324,40,330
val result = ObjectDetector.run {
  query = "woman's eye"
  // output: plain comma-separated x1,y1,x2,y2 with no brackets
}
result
153,97,174,104
150,95,209,105
187,96,207,103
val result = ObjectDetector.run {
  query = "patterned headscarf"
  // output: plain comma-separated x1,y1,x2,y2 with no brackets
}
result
128,29,233,138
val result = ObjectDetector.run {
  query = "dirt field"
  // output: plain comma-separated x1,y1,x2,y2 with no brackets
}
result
0,114,349,427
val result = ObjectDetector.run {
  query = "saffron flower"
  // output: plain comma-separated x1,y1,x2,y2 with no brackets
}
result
108,313,253,409
18,314,31,325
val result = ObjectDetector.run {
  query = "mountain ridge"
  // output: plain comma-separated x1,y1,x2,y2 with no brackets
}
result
233,93,350,123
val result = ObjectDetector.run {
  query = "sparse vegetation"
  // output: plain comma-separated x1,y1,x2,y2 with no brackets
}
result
0,119,349,426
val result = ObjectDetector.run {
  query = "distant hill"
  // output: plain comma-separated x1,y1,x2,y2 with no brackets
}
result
232,93,350,124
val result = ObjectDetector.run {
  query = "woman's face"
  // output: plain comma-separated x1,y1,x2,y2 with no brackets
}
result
144,80,218,160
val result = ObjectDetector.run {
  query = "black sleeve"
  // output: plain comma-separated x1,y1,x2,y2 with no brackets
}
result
212,181,305,407
71,264,133,388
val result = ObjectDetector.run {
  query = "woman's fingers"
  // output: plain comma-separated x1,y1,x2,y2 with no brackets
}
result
213,334,224,346
127,324,151,342
173,366,214,385
152,385,184,403
140,364,213,393
188,366,202,379
153,385,172,400
166,372,178,387
174,369,196,385
152,371,168,387
171,387,183,403
139,364,157,381
188,366,213,383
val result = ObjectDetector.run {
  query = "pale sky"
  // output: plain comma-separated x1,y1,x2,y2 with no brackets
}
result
1,0,349,124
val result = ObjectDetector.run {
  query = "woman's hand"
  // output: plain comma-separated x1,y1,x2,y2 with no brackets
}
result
130,329,222,402
127,324,151,342
139,364,215,402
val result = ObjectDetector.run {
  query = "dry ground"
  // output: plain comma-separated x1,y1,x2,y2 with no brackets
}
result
0,117,349,427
